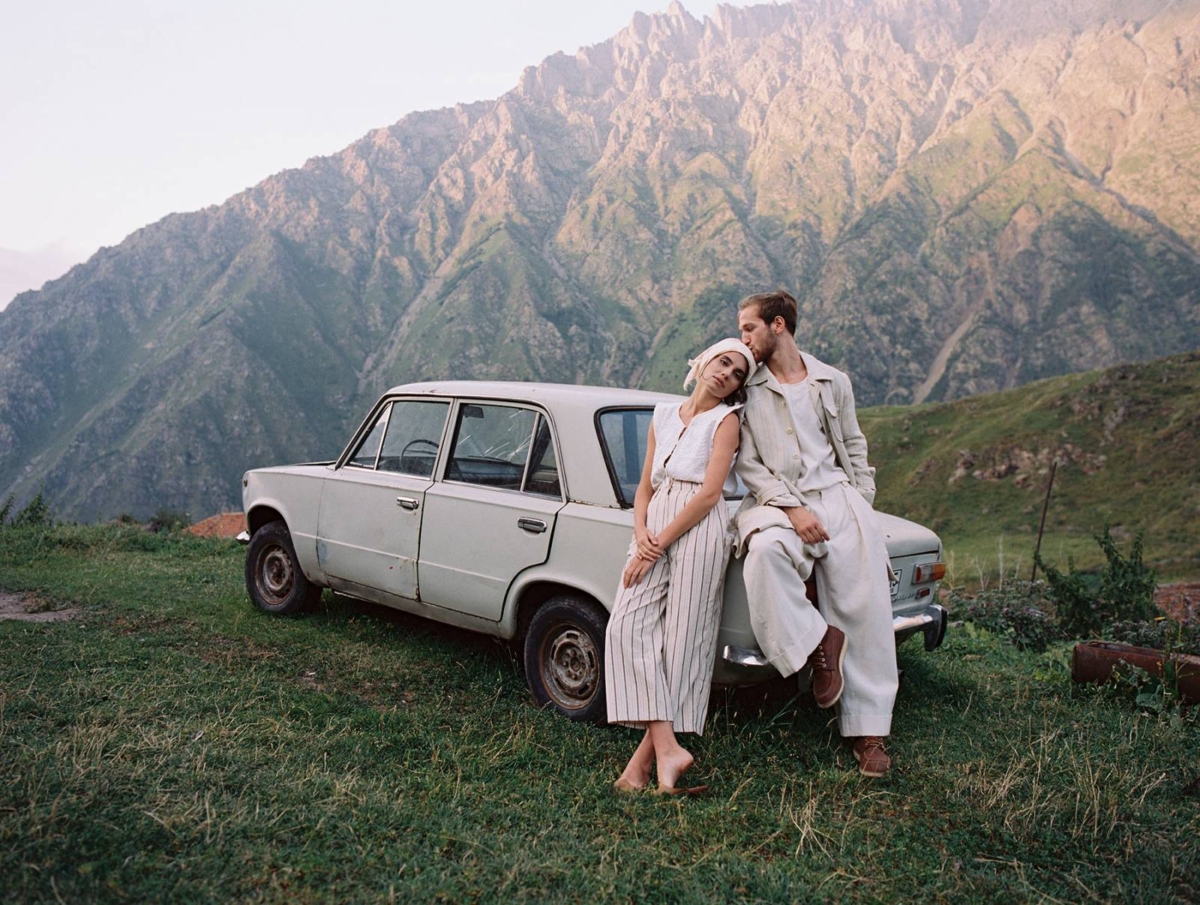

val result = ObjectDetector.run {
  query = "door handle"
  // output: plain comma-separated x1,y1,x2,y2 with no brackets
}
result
396,496,420,510
517,517,547,534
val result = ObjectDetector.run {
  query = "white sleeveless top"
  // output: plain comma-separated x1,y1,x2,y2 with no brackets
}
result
650,402,743,492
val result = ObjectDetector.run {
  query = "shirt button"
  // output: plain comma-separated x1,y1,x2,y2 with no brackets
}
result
793,453,799,459
786,428,793,434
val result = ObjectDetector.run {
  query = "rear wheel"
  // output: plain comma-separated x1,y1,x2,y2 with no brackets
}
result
524,595,608,723
245,521,321,614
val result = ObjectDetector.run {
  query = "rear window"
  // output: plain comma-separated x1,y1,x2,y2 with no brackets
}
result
596,406,747,508
596,409,652,507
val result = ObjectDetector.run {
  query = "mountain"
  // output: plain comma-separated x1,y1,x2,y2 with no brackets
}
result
0,246,79,312
1,0,1198,521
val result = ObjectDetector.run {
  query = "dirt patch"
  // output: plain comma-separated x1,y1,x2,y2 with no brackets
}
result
187,512,246,538
1157,583,1200,624
0,592,80,622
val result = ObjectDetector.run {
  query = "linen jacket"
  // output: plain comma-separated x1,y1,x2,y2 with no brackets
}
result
734,351,876,552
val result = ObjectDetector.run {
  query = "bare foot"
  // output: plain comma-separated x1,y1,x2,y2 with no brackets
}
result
655,748,694,791
614,769,648,792
615,732,655,790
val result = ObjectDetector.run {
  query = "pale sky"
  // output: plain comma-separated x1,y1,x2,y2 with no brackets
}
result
1,0,749,290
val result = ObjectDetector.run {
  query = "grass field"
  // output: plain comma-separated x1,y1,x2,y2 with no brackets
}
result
863,350,1200,587
1,525,1197,902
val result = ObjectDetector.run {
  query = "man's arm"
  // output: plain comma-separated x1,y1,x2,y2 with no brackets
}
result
835,371,876,505
737,403,830,542
736,408,802,509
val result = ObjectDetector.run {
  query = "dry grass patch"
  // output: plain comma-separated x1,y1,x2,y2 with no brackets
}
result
0,591,78,622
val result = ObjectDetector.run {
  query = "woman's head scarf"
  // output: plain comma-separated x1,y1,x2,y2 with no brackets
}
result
683,338,757,391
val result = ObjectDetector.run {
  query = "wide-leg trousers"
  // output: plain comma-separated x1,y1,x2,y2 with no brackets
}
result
604,478,730,735
741,483,897,738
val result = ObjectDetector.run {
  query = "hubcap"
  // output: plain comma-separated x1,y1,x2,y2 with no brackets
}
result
258,545,293,604
542,625,599,710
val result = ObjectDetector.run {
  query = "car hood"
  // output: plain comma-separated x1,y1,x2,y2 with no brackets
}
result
875,511,942,556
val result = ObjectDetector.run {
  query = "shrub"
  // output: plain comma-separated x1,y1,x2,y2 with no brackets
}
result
11,491,52,528
148,507,190,533
0,495,12,525
1036,527,1157,638
947,582,1063,652
1110,618,1200,658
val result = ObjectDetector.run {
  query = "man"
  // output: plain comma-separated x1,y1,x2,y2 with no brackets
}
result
735,290,897,777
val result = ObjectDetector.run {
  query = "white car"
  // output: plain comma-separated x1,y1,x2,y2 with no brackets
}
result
241,381,947,721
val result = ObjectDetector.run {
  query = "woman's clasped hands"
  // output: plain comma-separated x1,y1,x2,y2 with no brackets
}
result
622,527,664,588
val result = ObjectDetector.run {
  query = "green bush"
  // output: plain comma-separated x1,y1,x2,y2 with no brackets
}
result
10,491,52,528
1110,619,1200,658
947,582,1063,652
148,507,190,533
1036,527,1157,638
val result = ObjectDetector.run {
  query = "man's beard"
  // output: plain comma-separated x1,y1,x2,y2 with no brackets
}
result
757,330,778,364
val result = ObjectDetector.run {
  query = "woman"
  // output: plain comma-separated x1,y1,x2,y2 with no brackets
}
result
604,338,757,795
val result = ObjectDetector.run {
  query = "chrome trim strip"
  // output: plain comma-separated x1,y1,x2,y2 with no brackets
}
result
722,645,772,668
723,602,949,667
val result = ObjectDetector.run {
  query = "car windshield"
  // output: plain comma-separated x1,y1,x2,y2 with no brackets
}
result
596,407,746,508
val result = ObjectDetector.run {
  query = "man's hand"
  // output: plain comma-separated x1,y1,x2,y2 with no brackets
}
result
784,506,830,544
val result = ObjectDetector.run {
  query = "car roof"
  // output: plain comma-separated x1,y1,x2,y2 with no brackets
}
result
379,381,683,508
383,380,680,408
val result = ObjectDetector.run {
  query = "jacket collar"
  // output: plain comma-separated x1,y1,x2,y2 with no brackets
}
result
748,350,834,394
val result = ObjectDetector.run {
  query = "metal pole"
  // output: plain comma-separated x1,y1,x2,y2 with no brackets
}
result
1030,459,1058,584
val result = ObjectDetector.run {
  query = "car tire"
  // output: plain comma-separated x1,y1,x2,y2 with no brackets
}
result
524,595,608,723
245,521,322,615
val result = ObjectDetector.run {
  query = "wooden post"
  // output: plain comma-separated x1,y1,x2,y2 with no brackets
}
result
1029,459,1058,584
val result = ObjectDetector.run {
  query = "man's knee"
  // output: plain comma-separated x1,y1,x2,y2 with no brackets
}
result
744,530,805,578
744,533,787,568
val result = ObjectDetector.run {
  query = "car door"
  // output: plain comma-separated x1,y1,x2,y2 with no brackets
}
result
317,397,451,600
418,401,564,620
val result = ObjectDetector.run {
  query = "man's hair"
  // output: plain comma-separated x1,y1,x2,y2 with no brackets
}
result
739,290,798,335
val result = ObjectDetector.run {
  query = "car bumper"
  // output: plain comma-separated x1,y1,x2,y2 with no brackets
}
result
720,602,948,677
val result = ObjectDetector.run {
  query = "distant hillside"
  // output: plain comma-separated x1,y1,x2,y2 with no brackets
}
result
1,0,1198,520
866,350,1200,581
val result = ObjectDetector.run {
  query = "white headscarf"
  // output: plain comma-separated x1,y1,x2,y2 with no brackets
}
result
683,338,757,391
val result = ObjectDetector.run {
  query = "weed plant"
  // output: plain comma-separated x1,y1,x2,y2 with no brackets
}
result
945,583,1063,652
1,525,1197,902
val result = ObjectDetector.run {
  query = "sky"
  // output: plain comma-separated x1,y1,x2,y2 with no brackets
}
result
0,0,751,307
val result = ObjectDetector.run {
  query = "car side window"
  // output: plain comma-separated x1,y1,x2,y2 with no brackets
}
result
377,400,450,477
523,416,561,498
348,403,391,468
446,404,542,492
596,408,653,507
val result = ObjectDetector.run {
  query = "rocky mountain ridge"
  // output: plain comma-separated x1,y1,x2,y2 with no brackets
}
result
1,0,1197,520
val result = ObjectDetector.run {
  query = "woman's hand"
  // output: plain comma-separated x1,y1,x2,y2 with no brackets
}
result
634,528,664,562
623,555,654,588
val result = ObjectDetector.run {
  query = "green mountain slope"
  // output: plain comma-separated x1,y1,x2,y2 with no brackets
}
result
865,350,1200,582
1,0,1198,520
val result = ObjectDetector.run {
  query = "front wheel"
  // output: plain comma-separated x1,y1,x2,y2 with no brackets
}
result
524,595,608,723
245,521,322,614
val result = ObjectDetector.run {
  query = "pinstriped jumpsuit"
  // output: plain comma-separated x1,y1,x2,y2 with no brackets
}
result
604,402,740,735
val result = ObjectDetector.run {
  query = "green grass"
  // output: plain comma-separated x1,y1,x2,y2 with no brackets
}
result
864,350,1200,587
1,525,1197,902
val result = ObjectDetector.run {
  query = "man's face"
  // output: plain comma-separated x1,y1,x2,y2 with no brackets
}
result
738,307,778,364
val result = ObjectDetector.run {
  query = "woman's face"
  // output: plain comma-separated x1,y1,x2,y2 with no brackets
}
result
701,352,749,399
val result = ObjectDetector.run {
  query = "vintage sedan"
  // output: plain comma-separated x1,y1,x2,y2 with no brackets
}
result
240,381,947,722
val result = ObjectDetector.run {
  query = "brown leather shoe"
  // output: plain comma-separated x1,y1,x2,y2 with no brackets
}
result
809,625,846,708
852,736,891,777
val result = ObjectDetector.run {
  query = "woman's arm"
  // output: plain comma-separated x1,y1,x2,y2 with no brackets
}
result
622,425,663,588
654,411,740,549
631,423,661,560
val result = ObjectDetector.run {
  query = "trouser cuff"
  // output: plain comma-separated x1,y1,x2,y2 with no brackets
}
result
837,713,893,738
766,618,827,677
